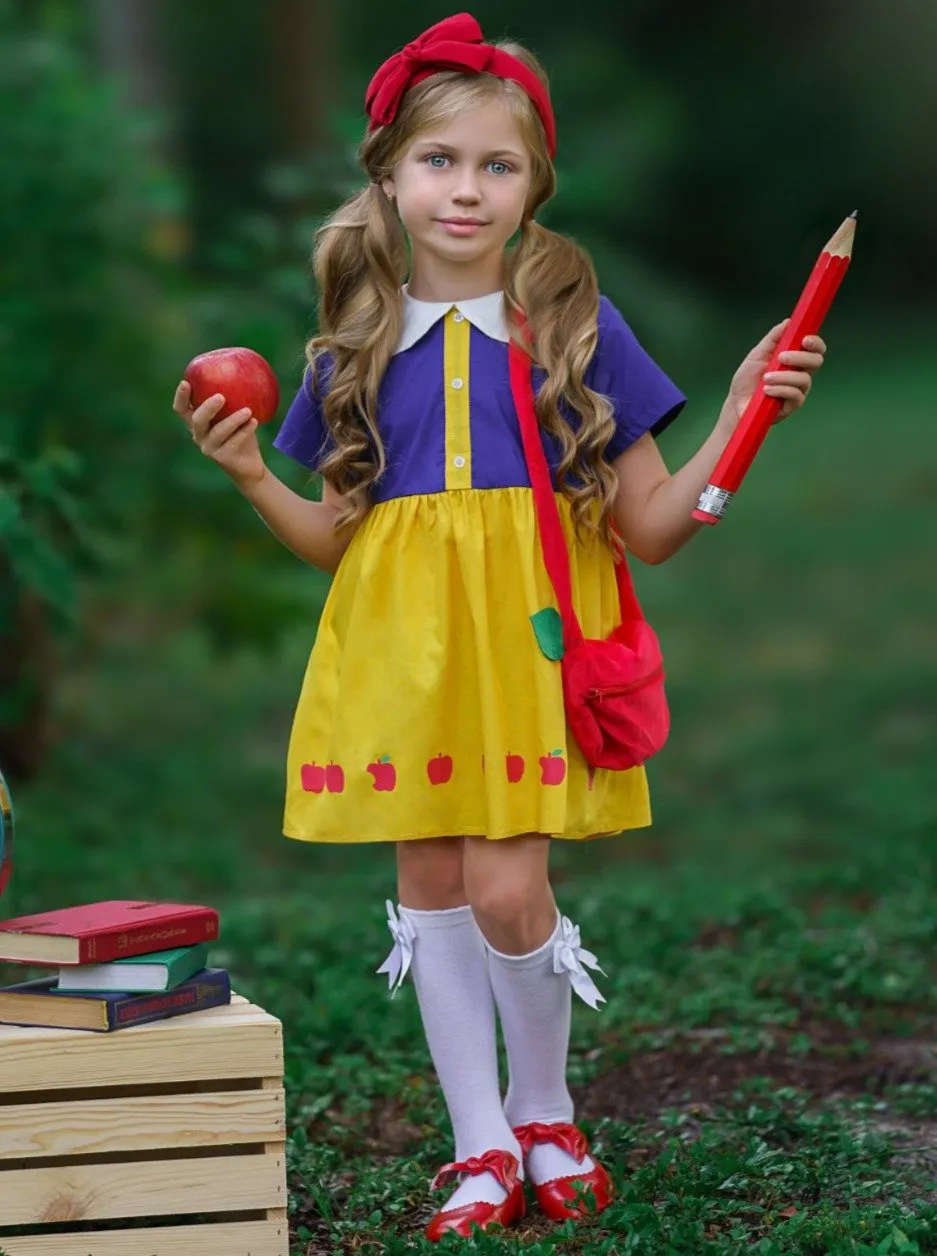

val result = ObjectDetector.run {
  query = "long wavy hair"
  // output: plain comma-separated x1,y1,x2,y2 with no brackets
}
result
307,41,619,550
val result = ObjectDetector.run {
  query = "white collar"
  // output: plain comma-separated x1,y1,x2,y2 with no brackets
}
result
395,285,508,354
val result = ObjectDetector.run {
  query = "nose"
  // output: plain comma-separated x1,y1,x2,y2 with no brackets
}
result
451,167,482,205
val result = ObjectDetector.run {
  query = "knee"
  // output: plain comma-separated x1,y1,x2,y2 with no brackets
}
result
466,875,534,926
466,871,555,954
397,836,466,910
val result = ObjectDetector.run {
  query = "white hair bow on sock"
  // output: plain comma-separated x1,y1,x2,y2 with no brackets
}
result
375,900,416,996
553,915,607,1009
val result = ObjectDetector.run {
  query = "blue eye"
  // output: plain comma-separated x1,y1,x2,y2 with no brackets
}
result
488,160,511,176
426,154,450,168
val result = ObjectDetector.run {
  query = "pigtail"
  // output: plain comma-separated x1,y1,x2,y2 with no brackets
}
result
506,220,620,551
305,184,408,531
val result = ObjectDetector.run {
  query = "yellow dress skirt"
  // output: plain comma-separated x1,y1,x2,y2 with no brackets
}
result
282,486,651,843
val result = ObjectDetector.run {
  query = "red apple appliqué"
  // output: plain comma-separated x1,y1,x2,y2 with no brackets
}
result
184,346,280,424
505,752,525,783
427,753,453,785
367,755,397,791
325,761,345,794
301,762,326,793
539,749,566,786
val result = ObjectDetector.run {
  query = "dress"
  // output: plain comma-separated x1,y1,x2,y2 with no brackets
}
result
272,290,686,843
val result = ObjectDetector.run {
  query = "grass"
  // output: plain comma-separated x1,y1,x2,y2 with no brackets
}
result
2,333,936,1253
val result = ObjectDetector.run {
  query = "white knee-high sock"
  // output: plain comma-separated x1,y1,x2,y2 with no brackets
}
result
380,902,523,1209
484,910,605,1186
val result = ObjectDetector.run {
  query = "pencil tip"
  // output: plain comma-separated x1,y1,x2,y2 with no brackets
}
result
849,209,858,219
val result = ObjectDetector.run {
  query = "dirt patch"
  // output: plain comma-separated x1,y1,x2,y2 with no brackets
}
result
865,1115,937,1202
576,1029,937,1123
304,1027,937,1157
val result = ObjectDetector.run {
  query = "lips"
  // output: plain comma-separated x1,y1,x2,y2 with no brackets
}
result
437,218,488,226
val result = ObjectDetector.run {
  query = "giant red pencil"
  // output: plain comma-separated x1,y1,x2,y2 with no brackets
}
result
693,212,857,524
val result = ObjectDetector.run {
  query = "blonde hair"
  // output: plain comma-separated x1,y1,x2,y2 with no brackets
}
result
308,41,619,549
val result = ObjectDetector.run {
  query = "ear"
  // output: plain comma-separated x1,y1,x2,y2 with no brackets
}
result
381,177,396,201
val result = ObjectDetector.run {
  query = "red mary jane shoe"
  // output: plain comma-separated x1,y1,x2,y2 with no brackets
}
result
513,1121,614,1222
425,1148,526,1241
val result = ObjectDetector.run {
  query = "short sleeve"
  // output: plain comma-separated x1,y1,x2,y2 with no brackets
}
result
590,296,687,462
272,353,334,472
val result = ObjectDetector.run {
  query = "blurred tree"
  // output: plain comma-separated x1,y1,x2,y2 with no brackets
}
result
0,1,167,776
91,0,189,261
160,0,337,271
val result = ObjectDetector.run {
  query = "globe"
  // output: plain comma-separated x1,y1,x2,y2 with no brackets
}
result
0,766,12,898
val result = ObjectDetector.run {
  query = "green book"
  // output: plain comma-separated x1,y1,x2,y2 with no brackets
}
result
55,941,211,993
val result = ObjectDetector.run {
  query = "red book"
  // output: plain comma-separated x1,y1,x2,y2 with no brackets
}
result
0,900,219,965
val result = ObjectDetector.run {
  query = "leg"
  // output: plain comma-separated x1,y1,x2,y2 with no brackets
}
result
463,833,556,955
464,834,607,1200
464,835,575,1128
396,834,466,909
386,837,523,1230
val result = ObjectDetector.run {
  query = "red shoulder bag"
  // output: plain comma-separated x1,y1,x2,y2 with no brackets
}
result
507,337,670,772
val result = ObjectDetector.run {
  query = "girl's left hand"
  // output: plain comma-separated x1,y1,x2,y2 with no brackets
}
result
724,320,827,426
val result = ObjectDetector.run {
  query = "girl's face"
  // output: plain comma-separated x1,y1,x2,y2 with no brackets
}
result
383,97,532,287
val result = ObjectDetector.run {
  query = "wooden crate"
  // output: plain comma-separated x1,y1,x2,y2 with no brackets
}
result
0,993,288,1256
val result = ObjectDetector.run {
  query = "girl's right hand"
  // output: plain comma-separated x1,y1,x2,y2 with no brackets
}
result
173,381,266,491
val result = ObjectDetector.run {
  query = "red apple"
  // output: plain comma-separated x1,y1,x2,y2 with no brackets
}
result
367,756,397,791
539,750,566,786
427,753,453,785
325,762,345,794
184,347,280,424
301,762,326,793
505,753,525,783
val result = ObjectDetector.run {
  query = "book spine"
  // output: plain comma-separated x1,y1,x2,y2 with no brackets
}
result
79,912,219,963
106,969,230,1029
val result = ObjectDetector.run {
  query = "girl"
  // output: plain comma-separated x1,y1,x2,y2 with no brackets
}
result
173,13,826,1241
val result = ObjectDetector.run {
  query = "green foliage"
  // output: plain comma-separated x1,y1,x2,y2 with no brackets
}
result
0,3,169,632
0,3,328,689
0,447,96,624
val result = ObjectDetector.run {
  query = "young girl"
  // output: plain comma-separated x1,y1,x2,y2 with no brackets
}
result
174,13,826,1241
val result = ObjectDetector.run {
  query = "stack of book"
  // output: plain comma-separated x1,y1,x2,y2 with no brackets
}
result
0,900,228,1032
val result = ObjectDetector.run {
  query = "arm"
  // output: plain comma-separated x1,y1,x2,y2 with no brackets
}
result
172,381,355,576
242,471,355,576
611,324,828,565
610,417,735,565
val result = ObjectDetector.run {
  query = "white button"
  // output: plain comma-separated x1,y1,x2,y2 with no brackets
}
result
451,377,464,390
453,455,466,468
452,312,465,322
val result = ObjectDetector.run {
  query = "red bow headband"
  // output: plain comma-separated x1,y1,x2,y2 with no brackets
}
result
365,13,557,159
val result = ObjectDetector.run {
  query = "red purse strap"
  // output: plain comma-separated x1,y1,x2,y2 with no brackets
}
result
507,335,643,648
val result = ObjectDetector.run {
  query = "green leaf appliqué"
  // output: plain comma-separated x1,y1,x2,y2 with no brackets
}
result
530,607,564,660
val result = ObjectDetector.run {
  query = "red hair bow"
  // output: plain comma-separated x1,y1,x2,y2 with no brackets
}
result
365,13,556,157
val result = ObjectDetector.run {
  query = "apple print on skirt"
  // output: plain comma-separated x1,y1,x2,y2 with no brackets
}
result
368,755,397,791
540,749,566,785
427,753,453,785
301,761,345,794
